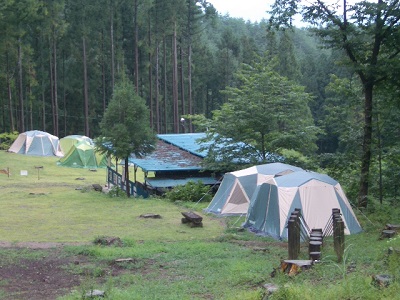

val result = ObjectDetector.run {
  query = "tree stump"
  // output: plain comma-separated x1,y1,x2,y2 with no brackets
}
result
372,274,393,288
140,213,162,219
92,184,103,192
386,224,400,232
380,230,396,239
280,260,313,276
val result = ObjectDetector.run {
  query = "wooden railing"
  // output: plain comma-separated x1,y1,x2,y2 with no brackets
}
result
107,166,149,198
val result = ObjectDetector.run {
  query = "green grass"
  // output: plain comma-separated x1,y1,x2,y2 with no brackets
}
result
0,151,222,242
1,150,400,299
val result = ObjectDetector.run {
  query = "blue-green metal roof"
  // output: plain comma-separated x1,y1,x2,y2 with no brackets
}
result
127,135,206,172
157,133,209,158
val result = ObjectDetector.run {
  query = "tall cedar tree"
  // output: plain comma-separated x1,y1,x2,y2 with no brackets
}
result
98,78,156,197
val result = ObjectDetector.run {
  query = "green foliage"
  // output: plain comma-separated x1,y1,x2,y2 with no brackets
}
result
270,0,400,207
277,149,315,170
164,180,212,203
107,186,127,199
190,55,320,172
97,78,156,160
0,131,18,150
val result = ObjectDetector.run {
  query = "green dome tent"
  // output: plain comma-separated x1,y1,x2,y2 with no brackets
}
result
57,141,109,169
59,135,93,154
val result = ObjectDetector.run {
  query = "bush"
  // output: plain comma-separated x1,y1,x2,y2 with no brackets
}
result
0,131,19,150
107,186,127,198
164,180,212,203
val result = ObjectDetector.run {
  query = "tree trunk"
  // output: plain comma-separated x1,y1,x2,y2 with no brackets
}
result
63,51,67,135
28,77,33,130
358,83,373,207
148,14,153,128
52,26,59,137
6,48,15,132
110,0,115,89
163,36,167,133
172,22,179,133
134,0,139,93
83,36,90,137
42,82,46,131
187,43,193,132
102,29,106,112
49,37,55,133
179,44,185,133
156,42,160,133
18,39,25,132
376,112,383,204
125,157,130,197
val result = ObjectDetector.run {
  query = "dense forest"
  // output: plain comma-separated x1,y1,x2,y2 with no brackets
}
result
1,0,400,207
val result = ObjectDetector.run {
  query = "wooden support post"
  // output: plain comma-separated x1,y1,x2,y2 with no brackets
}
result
291,212,300,255
309,241,322,253
288,219,297,259
334,218,345,262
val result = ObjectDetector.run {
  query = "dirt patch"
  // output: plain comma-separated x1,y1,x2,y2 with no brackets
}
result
0,243,159,299
0,241,88,249
0,248,83,300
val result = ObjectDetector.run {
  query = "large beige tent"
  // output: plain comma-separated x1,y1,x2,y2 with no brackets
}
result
8,130,63,157
243,171,362,240
204,163,303,215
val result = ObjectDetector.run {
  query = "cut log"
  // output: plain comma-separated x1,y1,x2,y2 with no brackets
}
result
181,211,203,227
380,230,396,239
280,260,313,276
115,258,135,263
386,224,400,231
372,274,393,288
140,213,162,219
92,184,103,192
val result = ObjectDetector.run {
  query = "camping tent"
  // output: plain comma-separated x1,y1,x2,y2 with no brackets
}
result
8,130,63,157
243,171,362,240
204,163,304,215
60,135,93,154
57,141,108,169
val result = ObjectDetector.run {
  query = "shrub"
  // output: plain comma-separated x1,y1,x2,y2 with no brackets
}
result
0,131,19,150
164,180,212,203
107,186,127,198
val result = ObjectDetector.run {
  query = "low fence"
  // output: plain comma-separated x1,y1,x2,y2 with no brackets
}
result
107,167,149,198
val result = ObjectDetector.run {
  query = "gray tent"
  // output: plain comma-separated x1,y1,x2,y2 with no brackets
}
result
243,171,362,240
205,163,303,215
8,130,63,157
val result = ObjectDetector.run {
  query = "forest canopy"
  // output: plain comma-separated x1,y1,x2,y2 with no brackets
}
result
1,0,400,207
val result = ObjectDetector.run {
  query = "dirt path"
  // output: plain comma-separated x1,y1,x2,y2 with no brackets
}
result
0,241,88,249
0,242,91,299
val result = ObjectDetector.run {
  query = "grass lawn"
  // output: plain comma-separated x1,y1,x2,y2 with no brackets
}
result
0,150,400,299
0,151,223,243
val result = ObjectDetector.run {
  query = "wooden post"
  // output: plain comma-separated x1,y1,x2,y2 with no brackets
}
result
337,220,345,262
288,219,297,259
291,211,301,255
